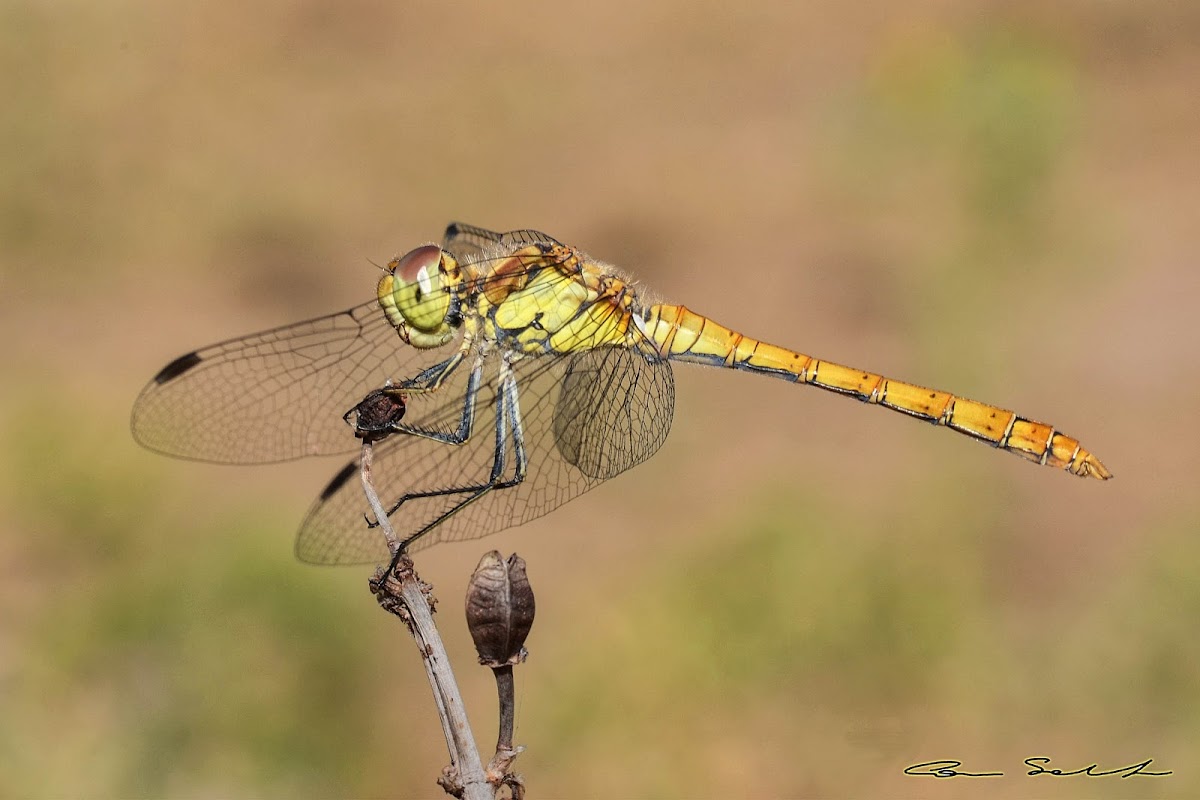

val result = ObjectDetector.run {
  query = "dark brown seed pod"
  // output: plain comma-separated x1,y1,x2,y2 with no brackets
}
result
466,551,535,667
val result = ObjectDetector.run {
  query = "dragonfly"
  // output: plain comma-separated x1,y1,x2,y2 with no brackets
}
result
132,223,1111,564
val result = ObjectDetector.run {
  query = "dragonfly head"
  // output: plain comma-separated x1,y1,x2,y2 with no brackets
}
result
378,244,458,348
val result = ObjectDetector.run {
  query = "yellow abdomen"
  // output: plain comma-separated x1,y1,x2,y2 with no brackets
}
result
641,303,1111,480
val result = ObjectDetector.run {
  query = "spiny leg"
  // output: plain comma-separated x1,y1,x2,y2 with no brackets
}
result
364,355,486,538
504,357,529,479
385,354,483,446
383,359,530,573
399,350,467,394
393,360,529,542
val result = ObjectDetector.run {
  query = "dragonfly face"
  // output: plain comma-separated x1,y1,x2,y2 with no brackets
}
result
377,244,461,348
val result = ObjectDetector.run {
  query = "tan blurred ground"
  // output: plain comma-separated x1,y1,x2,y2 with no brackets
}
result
2,0,1198,797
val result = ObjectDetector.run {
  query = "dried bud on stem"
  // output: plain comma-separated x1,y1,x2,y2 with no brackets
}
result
466,552,534,797
466,551,536,667
346,386,407,442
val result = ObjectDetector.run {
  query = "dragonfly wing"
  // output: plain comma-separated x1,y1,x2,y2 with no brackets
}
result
553,345,675,479
499,228,563,247
131,300,446,464
441,222,503,262
295,345,675,563
442,222,564,264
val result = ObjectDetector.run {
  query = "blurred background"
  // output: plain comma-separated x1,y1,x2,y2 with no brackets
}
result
2,0,1197,797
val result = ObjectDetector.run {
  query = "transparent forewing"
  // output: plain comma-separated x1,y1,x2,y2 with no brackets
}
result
442,222,564,265
441,222,503,262
296,344,675,564
130,300,453,464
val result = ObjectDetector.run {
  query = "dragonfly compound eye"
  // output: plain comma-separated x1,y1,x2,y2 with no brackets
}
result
378,244,455,347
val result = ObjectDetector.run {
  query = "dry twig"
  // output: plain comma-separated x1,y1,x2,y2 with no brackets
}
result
360,441,491,800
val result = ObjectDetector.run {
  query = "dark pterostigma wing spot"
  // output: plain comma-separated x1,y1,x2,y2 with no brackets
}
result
320,460,359,502
153,351,203,384
444,221,494,243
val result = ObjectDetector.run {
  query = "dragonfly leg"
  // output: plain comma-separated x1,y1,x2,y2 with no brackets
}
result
388,355,484,446
384,359,529,564
397,350,466,394
343,349,478,445
503,356,529,479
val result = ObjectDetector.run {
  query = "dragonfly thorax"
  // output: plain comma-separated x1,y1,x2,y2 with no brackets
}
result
378,245,458,348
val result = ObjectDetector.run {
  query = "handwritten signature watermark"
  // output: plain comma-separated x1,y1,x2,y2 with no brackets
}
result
904,758,1172,779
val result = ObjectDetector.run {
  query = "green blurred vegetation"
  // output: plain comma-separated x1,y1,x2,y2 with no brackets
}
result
529,488,1200,797
2,0,1196,797
0,396,402,796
